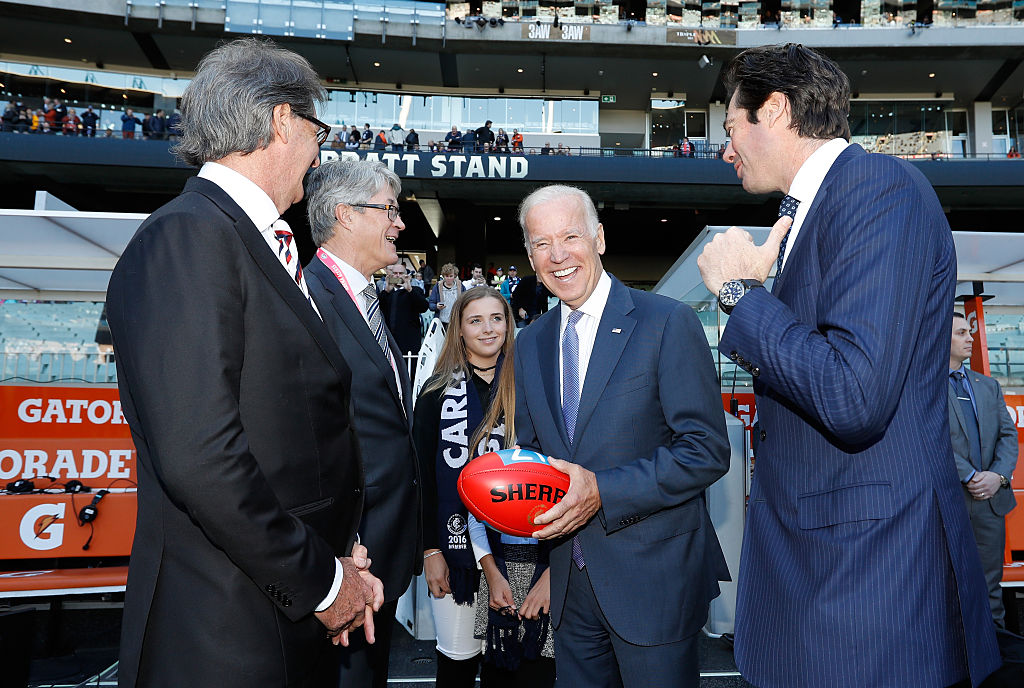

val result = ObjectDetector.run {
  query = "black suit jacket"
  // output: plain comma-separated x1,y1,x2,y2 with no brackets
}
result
377,284,428,356
107,177,364,688
306,258,423,602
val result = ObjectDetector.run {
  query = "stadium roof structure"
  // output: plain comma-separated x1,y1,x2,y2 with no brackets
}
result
657,226,1024,309
0,192,143,301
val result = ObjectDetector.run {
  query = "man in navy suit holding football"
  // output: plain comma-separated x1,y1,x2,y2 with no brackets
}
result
698,43,1000,687
514,184,730,687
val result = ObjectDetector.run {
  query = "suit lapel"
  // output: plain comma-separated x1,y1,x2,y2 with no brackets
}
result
308,258,405,415
948,380,968,437
968,371,993,464
773,145,866,296
186,178,348,378
533,311,570,451
572,278,636,451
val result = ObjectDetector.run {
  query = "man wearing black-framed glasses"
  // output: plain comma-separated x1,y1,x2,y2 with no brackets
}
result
295,111,331,147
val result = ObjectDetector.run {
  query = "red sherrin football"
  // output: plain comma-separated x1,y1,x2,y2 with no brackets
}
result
458,448,571,537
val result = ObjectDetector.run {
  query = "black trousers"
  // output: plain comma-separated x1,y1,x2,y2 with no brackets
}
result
335,599,398,688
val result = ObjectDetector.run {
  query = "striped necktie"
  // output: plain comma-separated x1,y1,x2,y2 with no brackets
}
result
361,283,392,362
561,308,586,570
775,194,800,280
272,219,320,318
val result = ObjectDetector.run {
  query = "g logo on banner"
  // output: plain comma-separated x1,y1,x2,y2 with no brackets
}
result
19,503,66,551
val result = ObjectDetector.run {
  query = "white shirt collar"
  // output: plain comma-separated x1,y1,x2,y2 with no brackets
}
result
197,161,280,233
787,138,850,206
560,270,612,324
318,247,371,295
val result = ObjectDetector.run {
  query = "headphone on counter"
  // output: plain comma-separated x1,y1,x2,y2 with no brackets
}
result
76,489,109,551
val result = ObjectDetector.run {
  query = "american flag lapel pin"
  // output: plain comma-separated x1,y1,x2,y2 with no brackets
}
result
611,328,622,334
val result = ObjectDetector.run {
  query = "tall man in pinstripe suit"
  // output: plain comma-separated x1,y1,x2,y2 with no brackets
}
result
698,44,1001,687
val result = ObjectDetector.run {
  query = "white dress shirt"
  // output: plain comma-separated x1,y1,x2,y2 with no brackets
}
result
559,271,613,406
779,138,850,272
198,162,338,609
318,248,403,401
197,162,320,318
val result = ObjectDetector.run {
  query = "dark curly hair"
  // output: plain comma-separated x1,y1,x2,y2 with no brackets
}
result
722,43,851,141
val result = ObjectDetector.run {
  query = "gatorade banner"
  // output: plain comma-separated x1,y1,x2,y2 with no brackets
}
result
0,386,136,484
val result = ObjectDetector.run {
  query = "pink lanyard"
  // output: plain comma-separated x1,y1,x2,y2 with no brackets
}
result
317,248,397,374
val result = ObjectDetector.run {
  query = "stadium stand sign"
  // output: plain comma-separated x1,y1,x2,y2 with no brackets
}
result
322,150,530,179
666,28,736,45
521,23,591,41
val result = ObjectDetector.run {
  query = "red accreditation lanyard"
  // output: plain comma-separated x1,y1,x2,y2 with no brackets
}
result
316,248,398,375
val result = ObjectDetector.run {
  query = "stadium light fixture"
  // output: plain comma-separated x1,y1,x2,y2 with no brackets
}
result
64,38,72,44
928,73,935,78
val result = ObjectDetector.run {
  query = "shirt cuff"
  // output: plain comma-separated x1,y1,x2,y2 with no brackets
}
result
315,559,345,613
963,469,976,484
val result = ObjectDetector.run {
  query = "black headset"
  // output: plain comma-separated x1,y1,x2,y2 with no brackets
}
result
77,489,109,551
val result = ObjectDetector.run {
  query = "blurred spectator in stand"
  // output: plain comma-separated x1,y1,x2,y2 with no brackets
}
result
445,125,462,151
490,266,505,287
166,109,182,140
463,264,487,290
495,128,510,153
541,142,552,155
62,108,81,136
375,129,388,150
81,106,99,137
379,262,428,373
555,143,566,155
1007,146,1020,159
510,272,549,327
141,112,153,139
672,144,682,157
511,128,524,152
406,128,420,151
346,127,361,150
419,259,435,287
499,265,519,303
121,108,142,139
717,143,726,159
331,131,346,150
462,127,477,154
387,123,406,152
427,263,464,329
52,99,67,122
150,110,167,140
411,271,425,291
426,140,438,151
475,120,494,153
44,104,60,134
30,109,41,133
679,136,694,157
15,109,30,133
1,103,16,132
361,122,373,148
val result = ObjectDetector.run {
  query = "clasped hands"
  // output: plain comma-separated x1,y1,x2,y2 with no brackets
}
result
967,470,1002,501
314,543,385,646
697,215,793,295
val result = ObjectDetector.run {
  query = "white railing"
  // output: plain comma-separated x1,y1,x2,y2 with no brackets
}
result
0,350,117,384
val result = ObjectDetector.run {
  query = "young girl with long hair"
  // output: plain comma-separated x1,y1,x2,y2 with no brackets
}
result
413,287,554,687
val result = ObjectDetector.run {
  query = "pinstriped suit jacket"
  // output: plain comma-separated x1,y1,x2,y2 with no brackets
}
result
720,145,1001,688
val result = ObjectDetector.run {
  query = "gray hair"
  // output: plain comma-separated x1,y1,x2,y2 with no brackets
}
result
305,160,402,247
171,38,326,167
518,184,600,254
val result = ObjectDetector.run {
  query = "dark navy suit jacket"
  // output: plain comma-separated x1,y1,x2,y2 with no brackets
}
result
720,145,1001,687
514,275,730,646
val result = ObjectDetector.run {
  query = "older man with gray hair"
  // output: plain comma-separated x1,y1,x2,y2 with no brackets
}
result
303,159,422,688
107,38,381,688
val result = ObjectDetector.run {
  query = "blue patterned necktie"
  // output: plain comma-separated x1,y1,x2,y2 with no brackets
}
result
561,309,586,569
361,283,392,362
775,194,800,279
951,371,982,466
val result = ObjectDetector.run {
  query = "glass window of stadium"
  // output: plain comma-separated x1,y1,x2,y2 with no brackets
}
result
321,91,598,135
650,99,707,149
992,108,1011,156
848,100,966,157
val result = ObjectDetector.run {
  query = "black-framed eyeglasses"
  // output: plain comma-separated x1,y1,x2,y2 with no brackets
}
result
352,203,401,222
295,111,331,146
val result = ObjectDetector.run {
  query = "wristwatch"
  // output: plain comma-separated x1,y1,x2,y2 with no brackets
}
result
718,279,764,315
999,474,1010,490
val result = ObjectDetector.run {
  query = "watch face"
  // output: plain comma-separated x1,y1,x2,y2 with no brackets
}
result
719,280,745,308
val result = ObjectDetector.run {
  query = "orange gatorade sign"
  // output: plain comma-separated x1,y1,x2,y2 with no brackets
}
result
0,492,136,559
0,386,136,483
